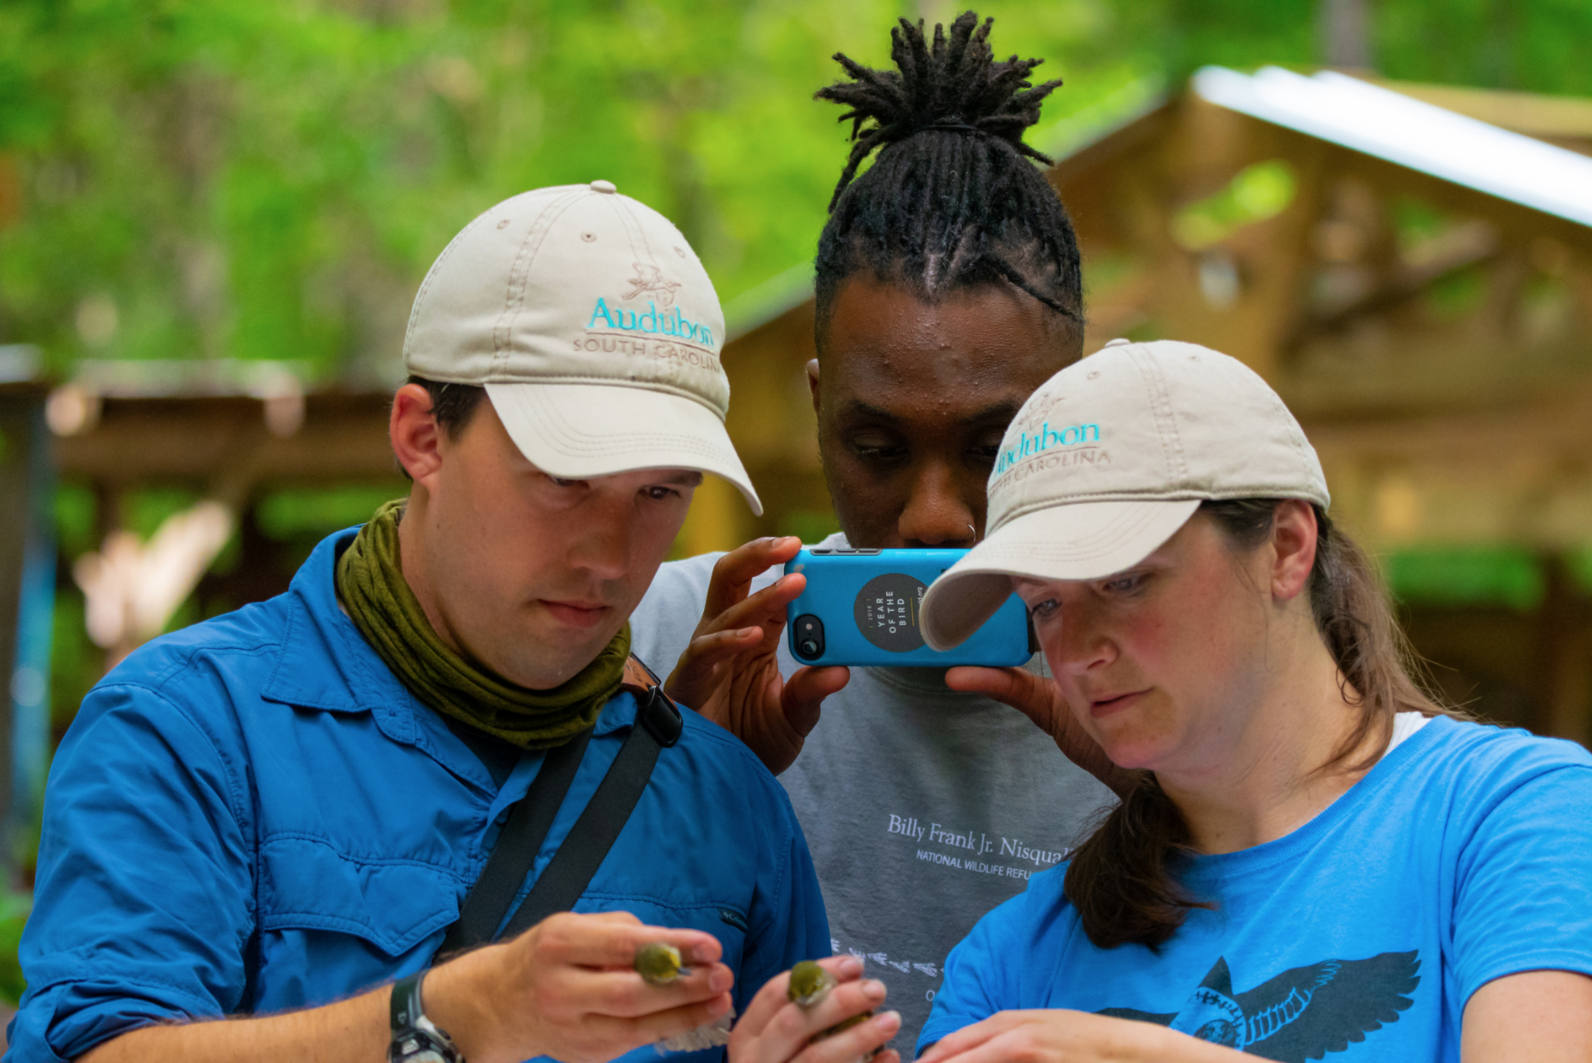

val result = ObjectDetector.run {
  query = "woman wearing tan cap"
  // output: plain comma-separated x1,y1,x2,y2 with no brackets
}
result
911,339,1592,1063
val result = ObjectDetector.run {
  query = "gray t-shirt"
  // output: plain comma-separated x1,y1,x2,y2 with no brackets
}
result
629,535,1115,1050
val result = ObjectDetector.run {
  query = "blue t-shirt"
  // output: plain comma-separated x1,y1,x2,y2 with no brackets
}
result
922,717,1592,1062
8,529,830,1063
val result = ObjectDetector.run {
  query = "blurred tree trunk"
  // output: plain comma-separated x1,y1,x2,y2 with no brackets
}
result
1318,0,1373,71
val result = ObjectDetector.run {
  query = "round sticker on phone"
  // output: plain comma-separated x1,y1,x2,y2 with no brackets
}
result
854,573,928,652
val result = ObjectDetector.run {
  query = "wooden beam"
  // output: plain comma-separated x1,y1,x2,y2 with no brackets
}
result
53,392,399,487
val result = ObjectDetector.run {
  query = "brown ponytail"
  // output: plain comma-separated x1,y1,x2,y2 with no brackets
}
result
1062,500,1467,950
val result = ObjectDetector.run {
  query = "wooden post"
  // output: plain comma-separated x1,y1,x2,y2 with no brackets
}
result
0,391,54,884
1539,552,1591,746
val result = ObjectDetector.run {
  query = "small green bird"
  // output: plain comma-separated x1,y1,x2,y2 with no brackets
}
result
636,942,734,1053
787,960,837,1007
788,961,877,1054
634,942,685,985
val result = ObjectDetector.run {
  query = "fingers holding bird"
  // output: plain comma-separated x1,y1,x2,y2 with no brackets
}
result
633,941,738,1051
520,916,729,1021
732,956,900,1063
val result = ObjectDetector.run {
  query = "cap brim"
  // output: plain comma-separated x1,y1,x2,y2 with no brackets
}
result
920,498,1202,650
485,382,763,516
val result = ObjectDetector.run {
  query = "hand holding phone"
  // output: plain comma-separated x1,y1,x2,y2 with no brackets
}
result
784,547,1033,668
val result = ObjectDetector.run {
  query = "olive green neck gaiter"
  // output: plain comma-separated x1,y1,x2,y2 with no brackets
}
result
335,500,628,750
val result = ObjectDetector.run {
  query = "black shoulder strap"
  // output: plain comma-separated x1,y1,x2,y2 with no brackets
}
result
436,656,682,956
436,728,591,956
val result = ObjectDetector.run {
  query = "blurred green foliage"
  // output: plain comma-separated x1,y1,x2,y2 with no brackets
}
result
1384,546,1547,611
1424,267,1489,320
0,0,1144,380
1114,0,1592,95
0,888,28,1004
1171,159,1296,250
51,482,95,559
4,0,1592,381
256,485,406,539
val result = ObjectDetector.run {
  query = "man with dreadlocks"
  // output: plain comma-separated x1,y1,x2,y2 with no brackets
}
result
630,12,1118,1051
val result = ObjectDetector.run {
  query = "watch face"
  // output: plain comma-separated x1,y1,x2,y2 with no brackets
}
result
391,1035,453,1063
393,1046,449,1063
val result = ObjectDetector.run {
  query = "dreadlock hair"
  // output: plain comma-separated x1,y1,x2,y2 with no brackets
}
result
813,12,1084,348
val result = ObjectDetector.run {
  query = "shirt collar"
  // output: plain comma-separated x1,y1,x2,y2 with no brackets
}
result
260,526,413,717
259,526,640,745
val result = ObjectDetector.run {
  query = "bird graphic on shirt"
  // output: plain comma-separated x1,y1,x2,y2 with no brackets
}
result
624,263,682,306
1098,950,1420,1061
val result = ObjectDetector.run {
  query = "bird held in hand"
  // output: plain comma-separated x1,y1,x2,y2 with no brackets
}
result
788,960,878,1053
636,942,734,1053
634,942,685,985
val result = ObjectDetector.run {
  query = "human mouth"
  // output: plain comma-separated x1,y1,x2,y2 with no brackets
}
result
1088,690,1148,719
541,600,611,629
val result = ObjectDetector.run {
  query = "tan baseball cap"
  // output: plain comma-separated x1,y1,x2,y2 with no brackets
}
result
404,180,762,515
919,339,1330,650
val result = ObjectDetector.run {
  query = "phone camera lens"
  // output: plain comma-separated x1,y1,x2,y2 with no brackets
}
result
792,614,824,660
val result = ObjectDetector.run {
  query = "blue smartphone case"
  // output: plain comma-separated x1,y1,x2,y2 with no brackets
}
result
783,547,1033,667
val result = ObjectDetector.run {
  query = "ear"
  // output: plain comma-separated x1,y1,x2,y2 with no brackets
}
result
1269,499,1319,603
390,383,444,486
806,358,821,417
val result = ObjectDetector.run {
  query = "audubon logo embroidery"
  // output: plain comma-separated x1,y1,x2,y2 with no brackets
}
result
585,299,715,349
994,422,1101,475
579,261,717,364
624,262,682,306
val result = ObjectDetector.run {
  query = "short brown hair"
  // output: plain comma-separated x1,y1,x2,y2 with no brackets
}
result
407,375,487,438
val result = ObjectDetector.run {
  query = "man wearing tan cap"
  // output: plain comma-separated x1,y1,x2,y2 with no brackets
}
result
9,183,898,1063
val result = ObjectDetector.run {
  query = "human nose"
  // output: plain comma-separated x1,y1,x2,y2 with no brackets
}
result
567,497,633,581
1049,599,1115,676
896,460,978,548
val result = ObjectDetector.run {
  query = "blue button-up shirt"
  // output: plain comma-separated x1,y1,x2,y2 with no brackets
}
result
9,529,828,1062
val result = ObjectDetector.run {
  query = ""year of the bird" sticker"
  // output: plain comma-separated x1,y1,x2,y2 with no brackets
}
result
853,573,927,652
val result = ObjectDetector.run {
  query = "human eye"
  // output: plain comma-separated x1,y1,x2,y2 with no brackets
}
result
1028,598,1061,620
641,470,700,502
1099,573,1147,596
546,474,585,489
967,431,1005,466
847,430,907,464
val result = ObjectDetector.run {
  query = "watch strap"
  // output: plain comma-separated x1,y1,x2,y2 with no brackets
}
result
389,970,464,1063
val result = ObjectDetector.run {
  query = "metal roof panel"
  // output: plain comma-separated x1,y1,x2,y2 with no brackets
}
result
1193,66,1592,228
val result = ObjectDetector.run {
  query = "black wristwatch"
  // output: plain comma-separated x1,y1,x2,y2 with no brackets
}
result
389,969,466,1063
